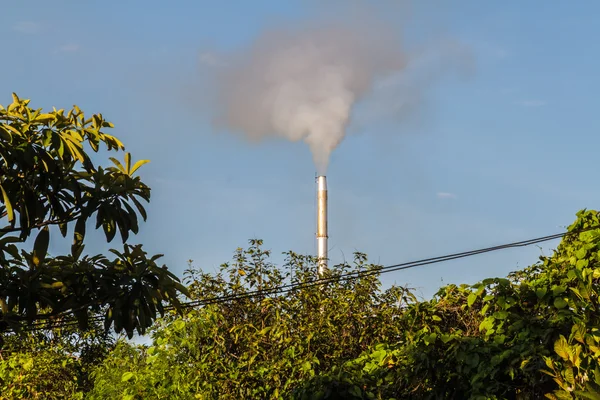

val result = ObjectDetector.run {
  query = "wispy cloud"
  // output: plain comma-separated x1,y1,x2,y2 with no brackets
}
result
13,21,40,34
58,43,80,53
436,192,457,200
516,99,547,107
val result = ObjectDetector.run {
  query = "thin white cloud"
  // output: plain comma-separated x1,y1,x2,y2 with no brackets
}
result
58,43,80,53
516,99,547,107
436,192,457,200
13,21,40,34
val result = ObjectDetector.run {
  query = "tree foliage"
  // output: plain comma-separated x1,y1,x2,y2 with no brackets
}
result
88,211,600,399
296,209,600,399
88,240,411,399
0,93,187,340
4,138,600,400
0,321,113,399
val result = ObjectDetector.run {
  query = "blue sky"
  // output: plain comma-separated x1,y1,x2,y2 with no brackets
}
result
2,1,600,298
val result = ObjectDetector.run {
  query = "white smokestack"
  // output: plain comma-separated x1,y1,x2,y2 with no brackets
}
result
316,175,328,275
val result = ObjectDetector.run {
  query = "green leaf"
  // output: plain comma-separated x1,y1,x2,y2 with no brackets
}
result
121,372,134,382
467,292,477,307
554,335,570,360
571,324,586,343
466,353,480,368
575,386,600,400
131,196,148,221
2,124,22,137
564,367,575,385
0,184,14,222
34,113,55,122
493,311,509,320
173,320,186,331
535,287,547,299
73,217,86,249
497,278,510,286
32,227,50,267
58,222,68,237
554,391,574,400
554,297,568,309
481,304,490,315
129,159,150,176
109,157,125,173
552,286,567,296
302,361,311,373
124,152,131,174
0,126,12,141
479,316,495,332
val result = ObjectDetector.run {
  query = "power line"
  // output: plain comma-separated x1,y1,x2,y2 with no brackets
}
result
4,225,587,333
5,228,574,332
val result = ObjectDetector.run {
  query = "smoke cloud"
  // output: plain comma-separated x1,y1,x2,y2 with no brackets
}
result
209,14,470,174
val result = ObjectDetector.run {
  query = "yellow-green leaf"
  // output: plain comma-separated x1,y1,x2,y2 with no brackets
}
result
121,372,134,382
129,159,150,176
0,184,14,222
536,287,547,299
35,113,55,122
109,157,125,173
554,297,568,309
124,152,131,174
467,292,477,307
2,124,22,137
564,366,575,385
554,335,570,360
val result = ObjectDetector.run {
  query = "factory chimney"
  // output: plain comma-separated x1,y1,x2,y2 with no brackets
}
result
316,175,328,275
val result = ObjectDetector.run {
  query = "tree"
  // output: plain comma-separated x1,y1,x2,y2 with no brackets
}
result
0,93,187,340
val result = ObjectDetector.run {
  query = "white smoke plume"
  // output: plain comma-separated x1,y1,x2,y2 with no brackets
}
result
208,10,471,174
212,20,409,174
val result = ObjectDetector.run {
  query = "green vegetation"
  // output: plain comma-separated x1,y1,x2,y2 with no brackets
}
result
5,212,600,399
3,95,600,399
83,214,600,399
0,94,186,337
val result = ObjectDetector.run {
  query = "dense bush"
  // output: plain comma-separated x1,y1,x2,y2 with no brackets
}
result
0,322,113,399
295,209,600,399
6,210,600,399
88,241,410,399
